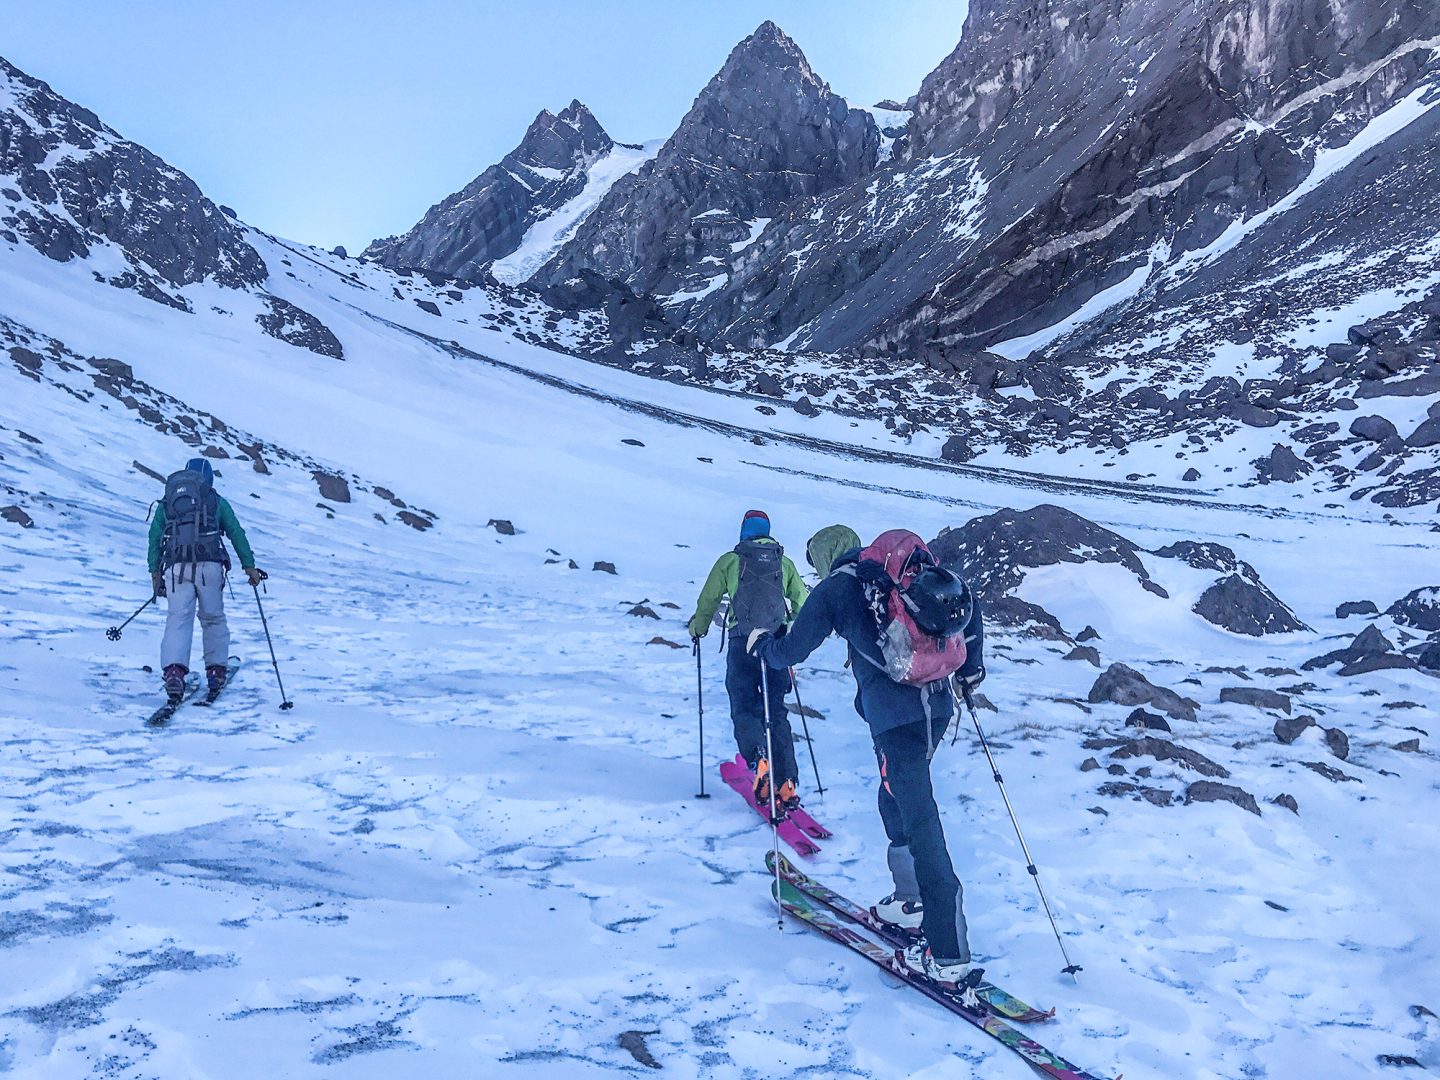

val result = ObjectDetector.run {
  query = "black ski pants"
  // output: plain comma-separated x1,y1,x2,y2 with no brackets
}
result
725,639,798,788
874,719,970,961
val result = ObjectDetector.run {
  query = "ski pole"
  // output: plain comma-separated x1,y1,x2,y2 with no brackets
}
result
106,594,157,641
760,660,783,932
251,576,294,710
693,637,710,800
962,686,1079,980
789,668,825,796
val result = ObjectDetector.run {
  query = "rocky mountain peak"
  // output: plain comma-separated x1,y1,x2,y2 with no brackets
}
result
512,99,613,171
720,20,813,78
0,53,267,295
535,23,878,305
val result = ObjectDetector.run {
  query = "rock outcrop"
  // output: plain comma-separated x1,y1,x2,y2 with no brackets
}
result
537,22,878,309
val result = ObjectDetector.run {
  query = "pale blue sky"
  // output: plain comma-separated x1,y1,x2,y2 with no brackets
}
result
3,1,969,253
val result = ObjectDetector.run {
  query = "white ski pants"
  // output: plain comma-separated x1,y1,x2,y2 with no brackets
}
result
161,562,229,670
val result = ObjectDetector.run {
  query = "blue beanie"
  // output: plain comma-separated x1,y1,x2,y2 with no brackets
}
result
185,457,214,484
740,510,770,540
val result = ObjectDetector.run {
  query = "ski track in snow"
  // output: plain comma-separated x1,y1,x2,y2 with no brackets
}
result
1,233,1438,1079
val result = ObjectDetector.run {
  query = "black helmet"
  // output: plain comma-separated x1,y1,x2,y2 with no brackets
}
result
901,566,974,638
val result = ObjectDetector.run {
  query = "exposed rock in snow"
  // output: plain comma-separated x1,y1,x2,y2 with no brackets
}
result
0,57,266,290
1192,574,1309,637
1220,686,1292,714
1387,586,1440,631
1088,663,1199,722
255,296,344,359
1185,780,1261,816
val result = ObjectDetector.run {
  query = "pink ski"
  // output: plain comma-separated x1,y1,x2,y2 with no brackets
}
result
718,755,828,856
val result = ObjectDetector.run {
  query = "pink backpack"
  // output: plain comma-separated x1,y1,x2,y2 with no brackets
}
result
839,530,968,687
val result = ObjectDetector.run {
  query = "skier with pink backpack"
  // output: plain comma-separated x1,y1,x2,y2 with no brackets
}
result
748,529,986,990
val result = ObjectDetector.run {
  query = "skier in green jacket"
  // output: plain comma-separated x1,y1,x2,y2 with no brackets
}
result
147,458,264,701
688,510,808,808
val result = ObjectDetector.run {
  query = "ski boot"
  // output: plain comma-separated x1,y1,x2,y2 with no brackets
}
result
753,757,774,807
899,942,984,1002
205,664,228,694
162,664,188,703
874,893,924,934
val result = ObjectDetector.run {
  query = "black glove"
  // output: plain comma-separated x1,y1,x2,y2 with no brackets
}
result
152,571,166,598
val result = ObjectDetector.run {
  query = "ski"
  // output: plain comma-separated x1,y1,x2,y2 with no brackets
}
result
718,755,822,857
720,754,831,837
146,675,200,726
774,877,1113,1080
767,850,1054,1024
192,656,242,706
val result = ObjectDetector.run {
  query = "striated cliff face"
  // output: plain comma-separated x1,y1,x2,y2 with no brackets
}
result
534,21,879,304
0,56,267,295
688,0,1440,356
363,100,640,282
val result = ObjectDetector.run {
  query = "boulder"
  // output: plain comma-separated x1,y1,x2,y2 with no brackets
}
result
1335,600,1379,619
1100,736,1225,776
1125,708,1171,733
1,505,35,528
1271,794,1299,814
1087,664,1199,722
1324,728,1350,761
1219,687,1292,714
1408,417,1440,447
1192,575,1309,636
1349,415,1398,442
1386,587,1440,631
1185,781,1261,816
940,434,975,463
1064,646,1101,666
1273,715,1316,744
1253,444,1311,483
310,470,351,503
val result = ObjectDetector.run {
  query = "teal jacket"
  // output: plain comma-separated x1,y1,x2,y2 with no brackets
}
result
147,495,255,572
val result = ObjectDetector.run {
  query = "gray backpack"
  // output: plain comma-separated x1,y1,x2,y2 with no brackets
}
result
729,539,788,637
161,468,225,569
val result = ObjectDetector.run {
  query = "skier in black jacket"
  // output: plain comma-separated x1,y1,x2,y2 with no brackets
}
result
750,529,985,989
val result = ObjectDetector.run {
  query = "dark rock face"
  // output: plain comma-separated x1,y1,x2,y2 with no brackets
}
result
1087,663,1199,722
1220,686,1291,714
1387,587,1440,631
2,505,34,528
1336,601,1380,619
537,22,878,308
1099,736,1228,778
0,56,266,289
365,100,627,281
255,297,344,359
685,0,1439,355
1350,415,1399,443
1192,574,1309,637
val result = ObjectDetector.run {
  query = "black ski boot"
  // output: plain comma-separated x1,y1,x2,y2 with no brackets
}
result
163,664,188,703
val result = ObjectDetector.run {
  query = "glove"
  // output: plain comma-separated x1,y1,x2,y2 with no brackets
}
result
747,626,787,655
245,567,267,587
151,571,166,598
687,617,707,639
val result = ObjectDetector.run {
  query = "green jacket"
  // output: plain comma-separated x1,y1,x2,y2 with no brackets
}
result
147,494,255,573
805,524,862,578
689,537,808,638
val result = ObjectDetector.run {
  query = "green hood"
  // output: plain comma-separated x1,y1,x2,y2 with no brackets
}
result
806,524,862,577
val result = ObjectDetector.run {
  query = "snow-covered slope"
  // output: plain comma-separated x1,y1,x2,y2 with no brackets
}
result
489,139,659,286
3,48,1440,1080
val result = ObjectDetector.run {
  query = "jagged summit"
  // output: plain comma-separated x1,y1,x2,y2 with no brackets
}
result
533,22,877,303
363,98,655,283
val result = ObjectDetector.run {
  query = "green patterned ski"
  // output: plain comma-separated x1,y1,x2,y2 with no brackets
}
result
773,875,1113,1080
767,849,1053,1023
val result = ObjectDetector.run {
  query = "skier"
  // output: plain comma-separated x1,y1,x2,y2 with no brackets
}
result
749,529,985,989
804,524,861,578
147,457,265,702
688,510,809,809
